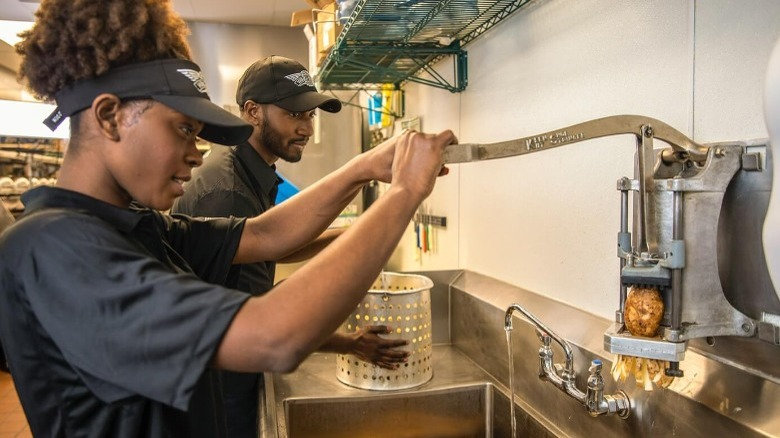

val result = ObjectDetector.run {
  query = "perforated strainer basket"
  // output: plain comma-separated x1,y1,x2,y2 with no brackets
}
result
336,272,434,391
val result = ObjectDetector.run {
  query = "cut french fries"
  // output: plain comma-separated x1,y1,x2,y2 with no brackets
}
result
611,354,675,391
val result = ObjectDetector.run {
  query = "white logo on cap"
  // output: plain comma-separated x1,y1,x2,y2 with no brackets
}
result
284,70,315,87
177,69,208,93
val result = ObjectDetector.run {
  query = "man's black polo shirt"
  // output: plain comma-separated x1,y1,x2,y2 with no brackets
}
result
171,142,283,433
172,142,282,295
0,186,251,437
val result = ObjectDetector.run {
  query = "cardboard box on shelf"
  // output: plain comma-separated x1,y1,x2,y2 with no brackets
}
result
291,1,341,68
290,0,336,28
305,0,334,9
290,8,314,27
315,2,341,66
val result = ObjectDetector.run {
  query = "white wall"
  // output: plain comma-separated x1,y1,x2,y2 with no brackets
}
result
392,0,780,320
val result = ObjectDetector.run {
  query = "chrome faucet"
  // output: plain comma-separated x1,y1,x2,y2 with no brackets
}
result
504,303,631,418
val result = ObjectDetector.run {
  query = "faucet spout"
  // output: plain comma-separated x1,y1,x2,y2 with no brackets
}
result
505,303,575,375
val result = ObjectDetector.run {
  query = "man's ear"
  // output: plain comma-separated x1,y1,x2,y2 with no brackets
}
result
92,94,123,141
242,100,263,126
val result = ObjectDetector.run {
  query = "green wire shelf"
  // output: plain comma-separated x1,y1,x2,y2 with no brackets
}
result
316,0,535,92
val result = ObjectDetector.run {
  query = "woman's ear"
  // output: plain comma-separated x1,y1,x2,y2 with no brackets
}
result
92,94,123,141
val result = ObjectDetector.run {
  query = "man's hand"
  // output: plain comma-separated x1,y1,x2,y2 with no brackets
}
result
320,326,409,370
347,325,409,370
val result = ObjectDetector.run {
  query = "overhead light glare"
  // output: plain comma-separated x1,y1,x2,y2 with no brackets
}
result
0,20,34,47
0,99,69,139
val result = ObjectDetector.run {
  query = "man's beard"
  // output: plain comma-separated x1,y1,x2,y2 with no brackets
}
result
260,116,304,163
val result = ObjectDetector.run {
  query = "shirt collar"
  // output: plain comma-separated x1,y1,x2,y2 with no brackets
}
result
235,142,284,197
21,186,146,233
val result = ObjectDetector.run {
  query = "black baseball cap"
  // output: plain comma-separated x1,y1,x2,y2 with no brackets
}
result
236,56,342,113
43,58,253,145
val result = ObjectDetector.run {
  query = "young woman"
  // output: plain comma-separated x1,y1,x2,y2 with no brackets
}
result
0,0,455,435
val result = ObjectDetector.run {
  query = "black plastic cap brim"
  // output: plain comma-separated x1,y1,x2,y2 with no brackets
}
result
275,91,342,113
154,95,253,145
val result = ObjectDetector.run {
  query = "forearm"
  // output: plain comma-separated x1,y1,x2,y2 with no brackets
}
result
215,185,421,372
277,228,345,263
234,155,368,264
316,332,352,355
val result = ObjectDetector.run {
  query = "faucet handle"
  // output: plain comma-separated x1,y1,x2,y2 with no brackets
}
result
535,329,551,345
589,359,603,374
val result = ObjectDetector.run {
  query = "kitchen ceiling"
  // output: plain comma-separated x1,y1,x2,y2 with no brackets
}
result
0,0,308,26
0,0,310,99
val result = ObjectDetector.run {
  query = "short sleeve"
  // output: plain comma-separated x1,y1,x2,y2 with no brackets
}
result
15,212,250,410
160,212,246,284
175,189,258,219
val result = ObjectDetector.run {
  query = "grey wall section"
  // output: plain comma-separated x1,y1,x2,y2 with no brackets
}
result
186,21,308,110
0,66,22,101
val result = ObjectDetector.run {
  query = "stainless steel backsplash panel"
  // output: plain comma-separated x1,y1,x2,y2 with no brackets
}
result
718,143,779,319
410,269,463,345
440,270,779,438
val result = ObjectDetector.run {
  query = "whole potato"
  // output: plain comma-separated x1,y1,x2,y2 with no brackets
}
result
624,286,664,337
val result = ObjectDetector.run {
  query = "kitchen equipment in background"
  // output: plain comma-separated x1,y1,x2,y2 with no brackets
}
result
366,85,402,129
336,272,434,390
380,84,396,127
336,0,358,24
0,177,12,195
367,92,383,127
413,203,447,261
329,203,358,228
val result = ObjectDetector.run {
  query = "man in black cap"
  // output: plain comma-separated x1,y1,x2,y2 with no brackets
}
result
171,56,409,437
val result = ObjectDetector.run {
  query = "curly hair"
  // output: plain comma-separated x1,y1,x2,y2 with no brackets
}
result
16,0,192,102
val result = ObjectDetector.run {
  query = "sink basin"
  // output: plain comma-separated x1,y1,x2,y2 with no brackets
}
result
284,383,490,438
265,347,558,438
281,382,555,438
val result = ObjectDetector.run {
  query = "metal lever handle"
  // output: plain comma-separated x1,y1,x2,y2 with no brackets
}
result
443,114,708,164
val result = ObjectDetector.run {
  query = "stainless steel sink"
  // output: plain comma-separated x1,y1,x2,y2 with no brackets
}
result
284,383,492,437
280,382,557,438
263,346,559,438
